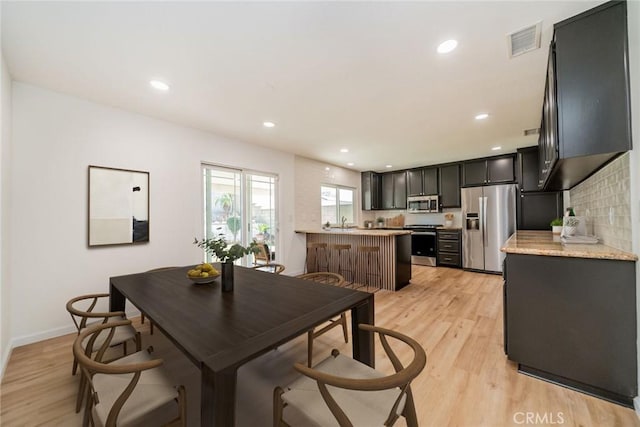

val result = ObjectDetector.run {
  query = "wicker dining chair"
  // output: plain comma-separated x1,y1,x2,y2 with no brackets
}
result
296,272,349,367
251,263,286,274
74,320,187,427
273,324,427,427
66,293,142,413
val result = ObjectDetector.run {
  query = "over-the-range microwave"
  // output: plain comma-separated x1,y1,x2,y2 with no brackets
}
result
407,195,440,213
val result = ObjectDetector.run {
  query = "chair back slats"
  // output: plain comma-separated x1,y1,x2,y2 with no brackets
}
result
251,263,286,274
293,324,426,391
317,382,353,427
73,321,169,427
296,272,345,287
277,323,426,427
106,370,142,427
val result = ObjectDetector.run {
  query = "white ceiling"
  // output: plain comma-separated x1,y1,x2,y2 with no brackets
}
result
2,1,603,172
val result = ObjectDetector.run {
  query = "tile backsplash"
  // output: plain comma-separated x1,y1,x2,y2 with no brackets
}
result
569,153,631,252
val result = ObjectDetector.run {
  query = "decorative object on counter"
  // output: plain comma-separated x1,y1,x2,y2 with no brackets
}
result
376,217,385,228
193,235,259,292
566,207,576,216
550,218,563,234
323,221,331,230
562,216,580,236
444,212,454,228
363,220,373,229
386,214,405,228
186,262,220,284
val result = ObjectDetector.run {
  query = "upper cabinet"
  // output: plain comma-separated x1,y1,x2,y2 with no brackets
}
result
381,171,407,210
407,167,438,196
438,164,461,208
539,1,632,190
518,147,542,193
462,155,515,187
361,171,382,211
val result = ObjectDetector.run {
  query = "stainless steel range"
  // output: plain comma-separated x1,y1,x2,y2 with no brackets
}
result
404,224,442,266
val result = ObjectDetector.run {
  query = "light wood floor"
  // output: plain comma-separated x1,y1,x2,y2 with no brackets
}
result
1,266,638,426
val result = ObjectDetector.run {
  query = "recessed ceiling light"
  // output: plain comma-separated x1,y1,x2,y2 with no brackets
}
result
492,146,502,151
149,80,170,91
325,167,330,171
385,165,393,168
437,39,458,54
263,121,275,128
475,113,489,120
347,162,355,166
340,148,349,153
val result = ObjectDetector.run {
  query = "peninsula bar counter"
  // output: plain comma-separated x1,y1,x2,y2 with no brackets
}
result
295,228,412,291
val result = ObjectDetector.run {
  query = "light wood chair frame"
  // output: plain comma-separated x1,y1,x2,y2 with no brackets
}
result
356,245,382,291
253,243,271,265
273,324,427,427
330,244,354,285
251,263,286,274
74,320,186,427
67,294,143,414
296,272,349,367
66,293,141,375
305,243,329,273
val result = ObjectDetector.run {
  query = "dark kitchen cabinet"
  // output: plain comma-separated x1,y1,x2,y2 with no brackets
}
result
517,146,541,192
381,171,407,210
517,146,563,230
517,192,563,230
407,167,438,196
361,171,381,210
437,229,461,268
438,163,461,208
539,1,632,190
505,252,637,406
463,155,515,187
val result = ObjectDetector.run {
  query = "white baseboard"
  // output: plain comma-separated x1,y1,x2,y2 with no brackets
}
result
8,309,141,351
0,343,12,381
634,396,640,419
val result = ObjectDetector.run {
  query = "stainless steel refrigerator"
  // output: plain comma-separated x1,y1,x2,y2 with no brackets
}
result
461,184,517,273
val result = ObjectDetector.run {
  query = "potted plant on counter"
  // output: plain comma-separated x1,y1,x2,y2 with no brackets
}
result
550,218,563,234
563,216,580,236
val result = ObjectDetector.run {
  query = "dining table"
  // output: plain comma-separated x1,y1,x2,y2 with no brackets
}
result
109,264,375,426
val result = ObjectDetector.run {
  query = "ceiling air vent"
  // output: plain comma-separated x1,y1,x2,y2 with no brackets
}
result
508,22,542,58
524,128,540,136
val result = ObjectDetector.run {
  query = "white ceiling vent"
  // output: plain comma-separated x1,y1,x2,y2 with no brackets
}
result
508,22,542,58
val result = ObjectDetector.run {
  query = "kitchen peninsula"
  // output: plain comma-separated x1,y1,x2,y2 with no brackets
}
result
501,231,637,406
295,228,412,291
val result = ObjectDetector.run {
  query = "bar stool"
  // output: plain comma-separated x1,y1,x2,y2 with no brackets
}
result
305,242,328,273
330,244,354,285
357,245,381,291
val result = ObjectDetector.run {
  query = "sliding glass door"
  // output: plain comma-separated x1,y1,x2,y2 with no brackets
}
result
202,164,278,264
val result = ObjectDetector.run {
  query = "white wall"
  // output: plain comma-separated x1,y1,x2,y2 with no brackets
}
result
293,155,361,230
627,0,640,414
292,156,361,275
8,83,297,346
1,54,13,376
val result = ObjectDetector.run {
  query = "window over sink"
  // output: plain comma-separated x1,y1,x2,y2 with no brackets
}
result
321,185,355,226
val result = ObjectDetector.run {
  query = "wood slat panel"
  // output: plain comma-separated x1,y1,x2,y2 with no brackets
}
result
306,233,397,290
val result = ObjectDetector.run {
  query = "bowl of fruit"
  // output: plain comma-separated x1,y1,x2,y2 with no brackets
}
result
187,263,220,284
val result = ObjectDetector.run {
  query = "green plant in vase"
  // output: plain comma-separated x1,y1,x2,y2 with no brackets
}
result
193,235,259,292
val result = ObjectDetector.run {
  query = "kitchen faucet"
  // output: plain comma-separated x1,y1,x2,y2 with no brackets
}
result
341,216,347,229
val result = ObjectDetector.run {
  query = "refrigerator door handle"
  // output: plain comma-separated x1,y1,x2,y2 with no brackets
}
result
482,196,488,248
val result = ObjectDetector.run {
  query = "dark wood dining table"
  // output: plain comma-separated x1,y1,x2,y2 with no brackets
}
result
109,265,375,426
